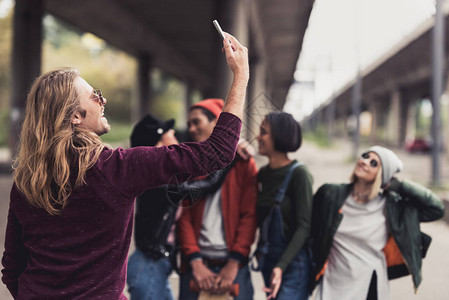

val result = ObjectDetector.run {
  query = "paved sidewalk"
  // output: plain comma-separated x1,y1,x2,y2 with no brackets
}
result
1,139,448,299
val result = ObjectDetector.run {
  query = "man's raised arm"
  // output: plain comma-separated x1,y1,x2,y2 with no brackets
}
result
221,33,249,121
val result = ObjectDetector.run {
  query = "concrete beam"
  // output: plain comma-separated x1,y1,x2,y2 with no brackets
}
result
45,0,212,91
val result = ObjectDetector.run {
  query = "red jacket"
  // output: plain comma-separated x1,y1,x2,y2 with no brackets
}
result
177,158,258,266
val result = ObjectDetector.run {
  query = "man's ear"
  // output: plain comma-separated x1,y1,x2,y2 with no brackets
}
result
71,111,82,125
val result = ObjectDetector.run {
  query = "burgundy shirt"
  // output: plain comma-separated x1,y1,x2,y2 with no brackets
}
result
2,113,241,299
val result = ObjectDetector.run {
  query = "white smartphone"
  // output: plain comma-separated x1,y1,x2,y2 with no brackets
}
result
213,20,226,40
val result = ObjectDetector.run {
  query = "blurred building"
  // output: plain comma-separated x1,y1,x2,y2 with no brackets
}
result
304,6,449,150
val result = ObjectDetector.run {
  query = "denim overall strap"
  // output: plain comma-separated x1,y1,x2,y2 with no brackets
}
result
251,161,302,271
274,161,302,204
262,161,302,244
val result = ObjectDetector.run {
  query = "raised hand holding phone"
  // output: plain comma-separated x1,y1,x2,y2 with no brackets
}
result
215,20,249,121
221,35,248,120
221,33,248,80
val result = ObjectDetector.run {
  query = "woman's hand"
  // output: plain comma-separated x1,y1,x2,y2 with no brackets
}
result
262,267,283,299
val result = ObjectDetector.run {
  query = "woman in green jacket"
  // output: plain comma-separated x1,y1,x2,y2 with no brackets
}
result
310,146,444,300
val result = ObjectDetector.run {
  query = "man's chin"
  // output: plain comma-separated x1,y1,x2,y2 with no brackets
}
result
98,126,111,136
100,118,111,134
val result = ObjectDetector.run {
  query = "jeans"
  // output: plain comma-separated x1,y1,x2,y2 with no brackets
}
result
179,264,254,300
261,249,311,300
127,249,174,300
260,202,310,300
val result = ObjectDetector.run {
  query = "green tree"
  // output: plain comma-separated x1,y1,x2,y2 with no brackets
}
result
0,3,12,146
42,15,136,123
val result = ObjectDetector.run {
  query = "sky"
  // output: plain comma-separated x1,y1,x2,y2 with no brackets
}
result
284,0,437,121
0,0,12,18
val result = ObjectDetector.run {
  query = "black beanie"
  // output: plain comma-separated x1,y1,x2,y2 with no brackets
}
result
130,114,175,147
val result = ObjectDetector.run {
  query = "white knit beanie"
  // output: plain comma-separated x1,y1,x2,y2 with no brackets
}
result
366,146,403,187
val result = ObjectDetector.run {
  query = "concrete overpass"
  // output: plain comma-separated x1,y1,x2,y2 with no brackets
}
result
308,7,449,149
10,0,315,153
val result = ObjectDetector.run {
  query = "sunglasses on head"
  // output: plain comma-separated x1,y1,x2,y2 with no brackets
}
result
360,152,379,168
92,89,106,106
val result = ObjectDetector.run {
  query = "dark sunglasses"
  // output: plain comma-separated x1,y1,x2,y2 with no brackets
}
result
360,152,379,168
92,89,106,106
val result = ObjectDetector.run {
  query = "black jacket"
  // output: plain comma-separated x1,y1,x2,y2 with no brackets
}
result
309,177,444,293
134,162,235,260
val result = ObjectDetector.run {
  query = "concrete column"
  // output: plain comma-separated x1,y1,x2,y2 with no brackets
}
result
245,58,257,142
398,97,410,147
386,89,401,146
244,2,269,144
245,52,268,144
184,82,194,116
399,92,419,146
431,0,445,185
136,54,152,121
182,81,194,130
406,99,417,141
368,101,379,144
326,98,336,142
351,73,362,159
444,78,449,163
10,0,43,155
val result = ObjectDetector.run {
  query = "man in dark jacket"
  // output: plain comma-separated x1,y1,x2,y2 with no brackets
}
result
126,114,181,300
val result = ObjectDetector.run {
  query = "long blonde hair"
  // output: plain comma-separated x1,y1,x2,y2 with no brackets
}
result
13,68,105,215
